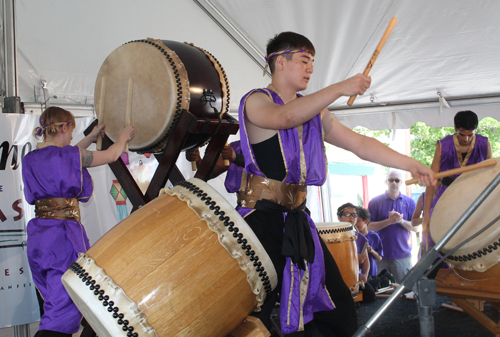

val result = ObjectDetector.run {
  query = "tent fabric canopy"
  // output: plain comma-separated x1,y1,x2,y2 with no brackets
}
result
5,0,500,130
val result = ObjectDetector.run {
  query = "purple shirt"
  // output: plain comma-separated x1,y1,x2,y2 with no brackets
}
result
368,191,416,260
22,144,92,334
365,231,383,277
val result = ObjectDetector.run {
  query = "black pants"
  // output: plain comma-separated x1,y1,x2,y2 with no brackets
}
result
246,210,357,337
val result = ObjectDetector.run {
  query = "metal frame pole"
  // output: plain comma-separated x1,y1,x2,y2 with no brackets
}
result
354,170,500,337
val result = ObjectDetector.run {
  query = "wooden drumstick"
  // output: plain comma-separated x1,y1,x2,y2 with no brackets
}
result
96,76,107,150
347,17,398,106
192,161,197,171
124,78,133,153
223,142,230,167
405,160,497,185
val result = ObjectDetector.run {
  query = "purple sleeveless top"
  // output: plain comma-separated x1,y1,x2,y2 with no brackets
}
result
237,88,332,334
431,134,488,211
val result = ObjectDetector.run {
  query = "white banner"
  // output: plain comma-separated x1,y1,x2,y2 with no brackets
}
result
1,114,40,327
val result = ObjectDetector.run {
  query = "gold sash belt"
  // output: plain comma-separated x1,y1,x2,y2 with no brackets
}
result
237,174,307,210
35,197,81,222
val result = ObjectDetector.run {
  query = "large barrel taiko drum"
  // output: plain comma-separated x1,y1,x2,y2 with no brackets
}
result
431,158,500,280
61,178,277,337
316,222,361,297
94,38,230,153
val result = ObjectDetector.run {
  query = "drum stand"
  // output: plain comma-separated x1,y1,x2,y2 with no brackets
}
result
84,109,239,212
354,170,500,337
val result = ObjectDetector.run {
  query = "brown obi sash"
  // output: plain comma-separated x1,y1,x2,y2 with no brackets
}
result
35,197,81,222
237,174,307,211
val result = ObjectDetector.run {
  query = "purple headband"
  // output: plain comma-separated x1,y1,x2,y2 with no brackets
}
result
263,49,306,76
35,120,72,137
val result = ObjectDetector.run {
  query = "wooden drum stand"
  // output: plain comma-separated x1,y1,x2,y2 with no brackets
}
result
436,269,500,336
84,109,239,212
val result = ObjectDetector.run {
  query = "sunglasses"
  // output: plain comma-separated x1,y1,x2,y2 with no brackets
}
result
342,212,358,218
388,178,400,183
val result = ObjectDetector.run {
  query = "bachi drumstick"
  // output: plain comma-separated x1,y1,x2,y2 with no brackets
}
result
405,160,497,185
347,17,398,106
96,76,107,150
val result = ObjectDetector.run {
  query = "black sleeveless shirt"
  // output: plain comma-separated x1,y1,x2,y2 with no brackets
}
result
251,134,286,181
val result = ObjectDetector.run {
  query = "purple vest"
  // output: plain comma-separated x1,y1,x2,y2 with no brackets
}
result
431,134,489,211
237,88,332,334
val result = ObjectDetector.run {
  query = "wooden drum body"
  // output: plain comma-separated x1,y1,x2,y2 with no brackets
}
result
431,158,500,280
316,222,360,296
94,39,230,153
62,178,277,337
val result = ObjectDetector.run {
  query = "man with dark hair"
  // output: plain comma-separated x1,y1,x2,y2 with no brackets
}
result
237,31,435,336
422,110,492,251
454,109,479,130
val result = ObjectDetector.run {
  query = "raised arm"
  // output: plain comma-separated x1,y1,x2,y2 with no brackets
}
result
77,124,105,149
245,74,371,131
322,112,435,186
81,125,134,168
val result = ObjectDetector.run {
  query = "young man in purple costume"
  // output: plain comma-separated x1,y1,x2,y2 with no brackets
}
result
236,32,435,336
22,107,134,337
421,110,492,255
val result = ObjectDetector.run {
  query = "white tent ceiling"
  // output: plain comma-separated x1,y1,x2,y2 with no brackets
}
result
5,0,500,130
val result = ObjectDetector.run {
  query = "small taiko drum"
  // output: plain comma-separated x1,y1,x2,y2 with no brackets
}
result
61,178,277,337
316,222,360,297
431,158,500,280
94,38,230,153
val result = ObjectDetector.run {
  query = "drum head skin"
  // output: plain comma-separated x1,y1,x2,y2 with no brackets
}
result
94,39,229,153
431,158,500,275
